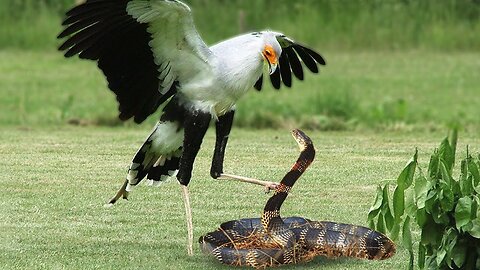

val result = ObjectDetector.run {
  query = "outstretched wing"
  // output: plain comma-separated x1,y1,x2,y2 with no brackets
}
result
58,0,212,123
254,35,326,91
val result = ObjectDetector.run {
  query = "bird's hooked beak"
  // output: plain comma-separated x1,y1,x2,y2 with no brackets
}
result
262,45,278,75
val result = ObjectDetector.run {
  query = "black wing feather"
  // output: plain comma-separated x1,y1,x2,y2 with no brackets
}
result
301,46,326,65
270,67,281,90
58,0,176,123
293,45,318,73
279,51,292,87
285,47,304,81
265,38,326,90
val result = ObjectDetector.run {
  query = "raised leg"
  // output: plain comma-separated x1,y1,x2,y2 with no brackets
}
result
209,110,278,192
217,173,278,192
177,109,211,256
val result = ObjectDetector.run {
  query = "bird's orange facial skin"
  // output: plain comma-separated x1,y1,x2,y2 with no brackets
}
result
263,45,277,65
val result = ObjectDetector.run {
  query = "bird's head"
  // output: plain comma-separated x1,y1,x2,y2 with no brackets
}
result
261,35,282,74
262,45,278,75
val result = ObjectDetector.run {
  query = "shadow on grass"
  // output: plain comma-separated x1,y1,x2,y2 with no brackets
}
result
198,253,373,270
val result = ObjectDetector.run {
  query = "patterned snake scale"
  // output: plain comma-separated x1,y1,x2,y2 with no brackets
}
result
199,129,396,268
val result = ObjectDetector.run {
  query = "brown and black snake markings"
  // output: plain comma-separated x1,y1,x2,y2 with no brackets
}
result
199,129,396,268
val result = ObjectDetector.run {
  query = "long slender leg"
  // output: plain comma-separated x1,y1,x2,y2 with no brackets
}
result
210,110,235,178
181,185,193,256
177,109,211,255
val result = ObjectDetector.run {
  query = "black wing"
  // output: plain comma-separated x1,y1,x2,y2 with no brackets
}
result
254,37,326,91
58,0,176,123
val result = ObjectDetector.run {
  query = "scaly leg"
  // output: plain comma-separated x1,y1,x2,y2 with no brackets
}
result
105,179,129,207
180,184,193,255
177,109,211,255
217,173,278,192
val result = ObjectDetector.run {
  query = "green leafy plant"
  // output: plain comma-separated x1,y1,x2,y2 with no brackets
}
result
368,130,480,270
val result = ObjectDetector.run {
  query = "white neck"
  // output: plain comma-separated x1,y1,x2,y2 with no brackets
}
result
210,34,265,95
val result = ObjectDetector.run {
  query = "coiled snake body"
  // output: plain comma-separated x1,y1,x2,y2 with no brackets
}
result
199,129,395,268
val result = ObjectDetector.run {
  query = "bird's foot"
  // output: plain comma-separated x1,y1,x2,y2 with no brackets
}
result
104,180,129,207
217,173,278,193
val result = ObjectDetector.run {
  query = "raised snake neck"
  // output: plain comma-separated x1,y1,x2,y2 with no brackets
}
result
199,129,395,268
260,129,315,247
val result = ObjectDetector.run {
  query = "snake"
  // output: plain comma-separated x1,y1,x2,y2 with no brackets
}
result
199,129,396,268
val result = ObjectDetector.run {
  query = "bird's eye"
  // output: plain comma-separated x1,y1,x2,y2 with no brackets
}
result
265,50,272,56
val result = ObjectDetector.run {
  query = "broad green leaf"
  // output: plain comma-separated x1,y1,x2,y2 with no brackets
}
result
475,181,480,194
428,151,440,180
416,208,428,227
467,218,480,238
460,158,474,196
455,196,473,230
380,184,391,215
443,228,458,269
384,205,395,231
377,214,386,234
415,170,428,209
432,202,450,225
368,185,384,221
402,216,413,250
405,189,417,216
425,256,437,270
393,186,405,220
402,216,414,270
436,248,447,267
390,223,400,241
472,197,478,219
439,160,453,188
368,219,375,230
379,185,394,231
452,244,466,268
439,188,454,212
439,137,454,172
468,158,480,186
397,150,417,189
425,189,437,213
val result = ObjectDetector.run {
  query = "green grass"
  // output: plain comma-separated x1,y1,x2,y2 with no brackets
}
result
4,127,480,269
1,50,479,131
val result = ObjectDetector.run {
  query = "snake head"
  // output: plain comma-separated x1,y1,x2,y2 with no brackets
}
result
291,129,313,151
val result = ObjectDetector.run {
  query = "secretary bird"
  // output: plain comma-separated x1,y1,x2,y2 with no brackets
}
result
58,0,326,255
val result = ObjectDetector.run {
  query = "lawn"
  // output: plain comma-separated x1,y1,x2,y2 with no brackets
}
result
2,127,479,269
